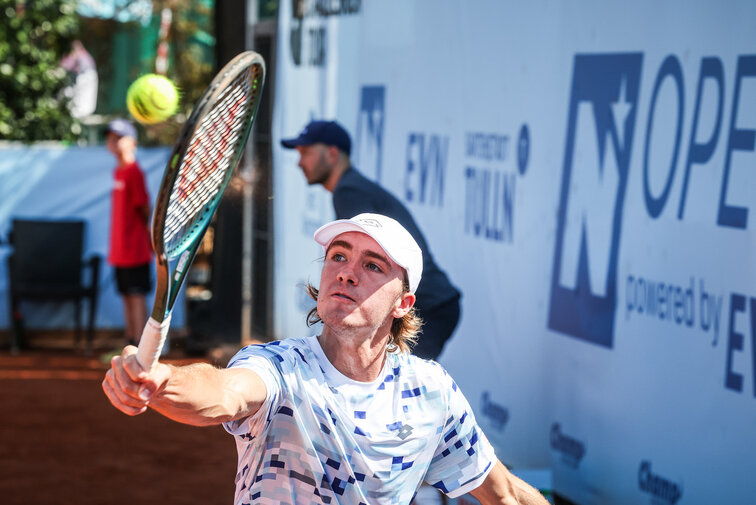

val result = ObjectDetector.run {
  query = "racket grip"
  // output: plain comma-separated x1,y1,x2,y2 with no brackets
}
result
136,316,172,371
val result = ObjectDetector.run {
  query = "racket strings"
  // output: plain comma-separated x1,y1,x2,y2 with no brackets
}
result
163,66,262,255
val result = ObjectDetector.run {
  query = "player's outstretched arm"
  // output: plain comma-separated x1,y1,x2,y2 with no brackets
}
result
102,345,267,426
469,460,550,505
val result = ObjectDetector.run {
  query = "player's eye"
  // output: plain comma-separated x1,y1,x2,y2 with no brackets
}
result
366,262,382,273
330,252,346,262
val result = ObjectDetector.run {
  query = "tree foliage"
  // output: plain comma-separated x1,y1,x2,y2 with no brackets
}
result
0,0,80,141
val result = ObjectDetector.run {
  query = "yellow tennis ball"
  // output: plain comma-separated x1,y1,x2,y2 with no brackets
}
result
126,74,179,124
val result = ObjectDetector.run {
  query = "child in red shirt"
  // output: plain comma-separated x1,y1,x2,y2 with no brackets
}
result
106,119,153,346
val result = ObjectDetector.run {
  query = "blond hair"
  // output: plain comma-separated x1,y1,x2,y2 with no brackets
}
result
305,282,423,354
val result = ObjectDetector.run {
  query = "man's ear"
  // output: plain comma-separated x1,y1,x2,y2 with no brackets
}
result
326,145,341,163
392,292,415,319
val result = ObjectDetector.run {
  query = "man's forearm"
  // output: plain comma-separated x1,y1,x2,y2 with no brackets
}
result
508,474,550,505
470,460,550,505
149,363,266,426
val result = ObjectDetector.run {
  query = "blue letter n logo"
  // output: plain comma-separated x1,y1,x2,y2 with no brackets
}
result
548,53,643,348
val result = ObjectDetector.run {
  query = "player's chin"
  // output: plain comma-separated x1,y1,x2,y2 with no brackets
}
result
317,301,348,322
322,314,368,333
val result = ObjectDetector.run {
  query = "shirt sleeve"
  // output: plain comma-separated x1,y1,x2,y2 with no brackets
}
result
424,371,497,498
222,345,283,443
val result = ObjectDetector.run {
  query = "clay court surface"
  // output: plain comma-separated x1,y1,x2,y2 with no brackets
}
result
0,346,238,504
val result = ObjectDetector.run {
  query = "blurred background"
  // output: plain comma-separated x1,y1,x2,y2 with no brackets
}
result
1,1,754,505
0,0,277,353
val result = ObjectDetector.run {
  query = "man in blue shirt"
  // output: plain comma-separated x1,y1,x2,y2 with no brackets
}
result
281,120,461,361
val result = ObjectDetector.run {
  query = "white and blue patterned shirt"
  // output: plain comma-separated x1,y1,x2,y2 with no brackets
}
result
223,336,496,505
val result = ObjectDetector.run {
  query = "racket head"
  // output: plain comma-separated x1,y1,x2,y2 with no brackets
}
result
153,52,265,260
150,51,265,319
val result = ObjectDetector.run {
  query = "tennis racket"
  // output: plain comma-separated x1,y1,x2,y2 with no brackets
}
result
136,51,265,371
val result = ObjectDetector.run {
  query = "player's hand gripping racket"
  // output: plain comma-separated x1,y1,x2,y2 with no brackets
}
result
136,51,265,371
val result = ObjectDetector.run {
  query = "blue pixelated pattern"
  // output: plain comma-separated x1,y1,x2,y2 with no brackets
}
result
223,337,495,504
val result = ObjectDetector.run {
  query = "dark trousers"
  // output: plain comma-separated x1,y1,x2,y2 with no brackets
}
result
412,296,461,361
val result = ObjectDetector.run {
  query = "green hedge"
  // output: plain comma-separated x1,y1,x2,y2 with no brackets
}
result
0,0,80,142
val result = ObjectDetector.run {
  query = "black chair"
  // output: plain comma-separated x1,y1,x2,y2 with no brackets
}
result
7,219,101,353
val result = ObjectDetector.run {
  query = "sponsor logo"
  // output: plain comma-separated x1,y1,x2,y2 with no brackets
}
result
480,392,509,432
355,85,386,182
550,423,586,467
638,460,683,505
724,292,756,397
549,52,756,354
463,128,525,243
405,132,449,207
548,53,643,348
396,424,414,440
354,217,382,228
289,0,362,66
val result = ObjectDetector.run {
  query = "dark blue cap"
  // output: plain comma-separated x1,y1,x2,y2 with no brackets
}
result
106,118,137,139
281,120,351,155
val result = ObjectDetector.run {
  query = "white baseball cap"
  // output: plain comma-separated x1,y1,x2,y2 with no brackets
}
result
314,213,423,293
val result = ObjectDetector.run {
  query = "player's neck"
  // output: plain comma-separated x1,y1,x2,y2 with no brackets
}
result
318,328,389,382
321,160,349,192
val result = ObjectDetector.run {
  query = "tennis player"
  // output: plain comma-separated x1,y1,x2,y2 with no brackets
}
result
281,120,461,363
102,213,548,505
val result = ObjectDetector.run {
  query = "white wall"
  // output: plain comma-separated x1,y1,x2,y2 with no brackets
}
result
271,1,756,504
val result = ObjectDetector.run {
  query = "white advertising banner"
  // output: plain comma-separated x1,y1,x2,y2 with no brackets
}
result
272,1,756,504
